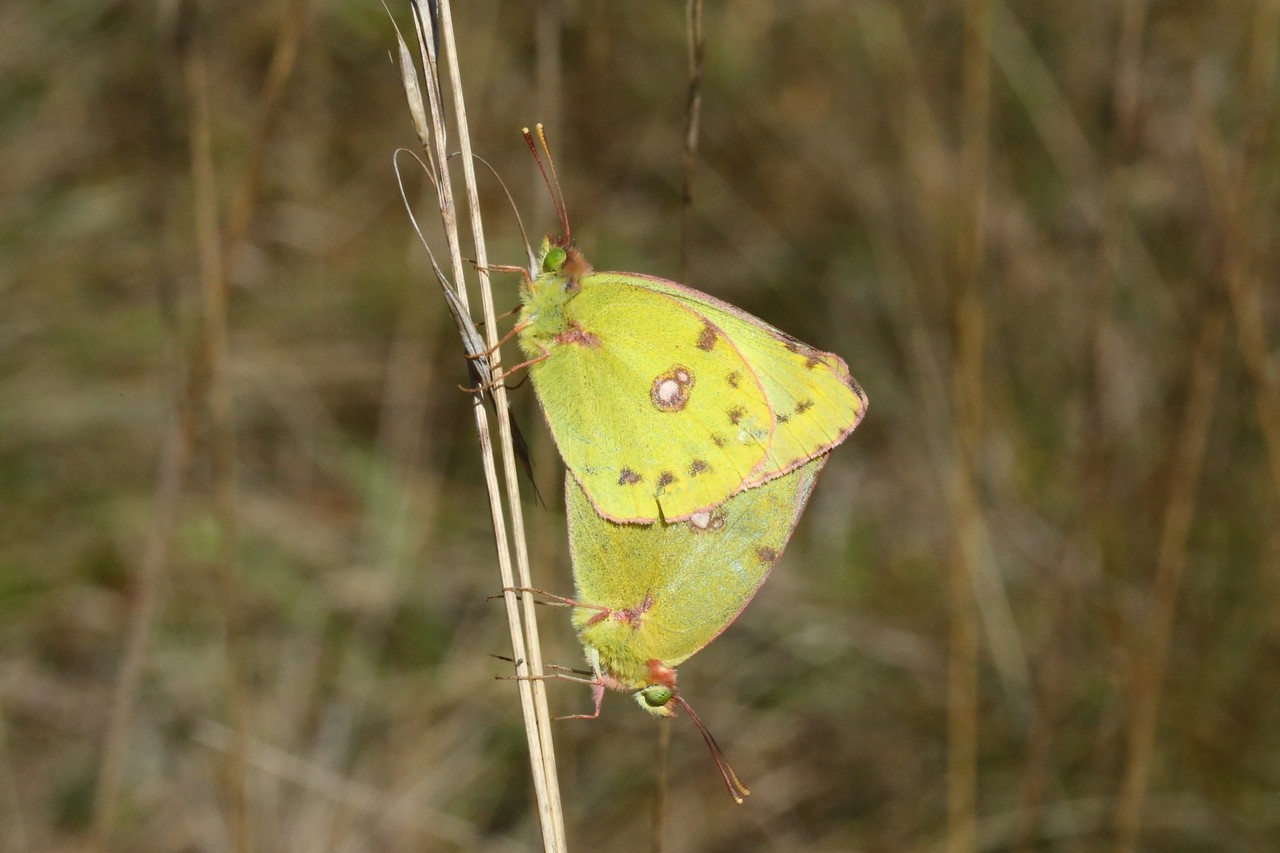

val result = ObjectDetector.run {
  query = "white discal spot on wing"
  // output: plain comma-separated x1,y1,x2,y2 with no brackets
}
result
651,365,695,412
687,507,726,534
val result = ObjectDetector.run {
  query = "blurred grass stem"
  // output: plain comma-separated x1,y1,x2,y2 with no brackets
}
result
1114,1,1278,846
678,0,704,276
1112,312,1224,852
92,2,311,847
183,19,253,852
221,0,311,275
535,0,562,204
90,425,189,849
1016,3,1150,847
1219,0,1280,505
947,0,991,850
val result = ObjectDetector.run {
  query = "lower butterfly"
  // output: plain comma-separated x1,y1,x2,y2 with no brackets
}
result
550,455,828,802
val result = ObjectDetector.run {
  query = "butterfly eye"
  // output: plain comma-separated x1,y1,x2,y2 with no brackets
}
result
564,277,582,296
639,685,673,708
542,246,568,274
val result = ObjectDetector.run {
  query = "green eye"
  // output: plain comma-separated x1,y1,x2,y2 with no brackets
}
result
542,246,568,273
639,685,673,708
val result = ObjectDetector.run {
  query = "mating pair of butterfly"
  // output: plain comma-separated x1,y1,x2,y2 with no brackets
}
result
492,127,866,803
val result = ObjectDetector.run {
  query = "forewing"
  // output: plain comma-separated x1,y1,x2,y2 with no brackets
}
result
612,273,867,487
568,457,826,681
530,278,774,523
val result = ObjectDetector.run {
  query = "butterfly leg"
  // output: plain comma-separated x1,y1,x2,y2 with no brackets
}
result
493,650,596,677
472,260,533,284
456,369,531,395
450,302,523,334
454,326,544,395
501,372,531,391
463,320,526,361
489,655,586,676
544,663,592,678
496,586,610,616
494,348,551,381
494,668,608,719
493,302,523,322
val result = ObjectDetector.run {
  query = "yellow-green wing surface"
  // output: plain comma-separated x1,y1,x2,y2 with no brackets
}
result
523,278,775,523
602,271,867,487
566,456,826,691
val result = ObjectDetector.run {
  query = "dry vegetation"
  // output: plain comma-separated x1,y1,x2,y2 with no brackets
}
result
2,1,1278,850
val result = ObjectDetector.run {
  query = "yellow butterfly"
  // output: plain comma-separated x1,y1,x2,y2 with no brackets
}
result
516,235,865,524
559,455,828,802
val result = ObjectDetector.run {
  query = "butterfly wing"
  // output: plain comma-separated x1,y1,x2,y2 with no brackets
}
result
527,278,775,523
604,272,867,488
567,456,826,689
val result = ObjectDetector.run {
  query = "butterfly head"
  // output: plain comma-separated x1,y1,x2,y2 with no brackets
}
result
537,234,591,280
629,659,680,717
519,239,593,348
634,684,677,717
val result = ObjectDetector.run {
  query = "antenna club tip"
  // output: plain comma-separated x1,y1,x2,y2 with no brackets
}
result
521,126,531,134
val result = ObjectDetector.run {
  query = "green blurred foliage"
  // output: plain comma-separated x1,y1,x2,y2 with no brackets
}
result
1,0,1278,850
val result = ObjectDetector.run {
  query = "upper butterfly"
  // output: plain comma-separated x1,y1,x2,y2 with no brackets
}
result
511,125,867,524
516,237,866,524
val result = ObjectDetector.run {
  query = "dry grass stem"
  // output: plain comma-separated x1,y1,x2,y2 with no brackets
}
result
395,1,565,848
435,1,567,845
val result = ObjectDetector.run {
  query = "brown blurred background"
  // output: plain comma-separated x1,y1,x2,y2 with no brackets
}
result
2,1,1278,850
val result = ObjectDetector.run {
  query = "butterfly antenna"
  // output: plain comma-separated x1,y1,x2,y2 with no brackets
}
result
535,123,571,242
674,695,750,804
522,124,571,242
